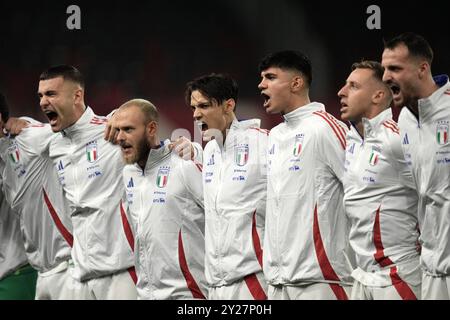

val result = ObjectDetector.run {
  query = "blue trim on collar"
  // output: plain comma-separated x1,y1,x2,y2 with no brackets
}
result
433,74,449,87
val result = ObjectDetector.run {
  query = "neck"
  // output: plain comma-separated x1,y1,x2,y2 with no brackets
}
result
282,94,310,115
354,120,364,138
138,136,161,170
222,114,237,143
410,75,440,116
75,103,87,119
137,154,148,171
422,74,440,98
148,136,161,150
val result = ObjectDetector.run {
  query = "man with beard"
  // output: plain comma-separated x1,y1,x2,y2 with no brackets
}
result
113,99,207,299
338,60,420,299
185,73,268,299
37,65,137,299
382,32,450,299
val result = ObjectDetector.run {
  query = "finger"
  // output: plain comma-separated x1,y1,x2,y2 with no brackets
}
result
104,125,111,140
178,143,193,160
4,120,11,132
175,140,190,153
10,123,19,135
108,128,119,144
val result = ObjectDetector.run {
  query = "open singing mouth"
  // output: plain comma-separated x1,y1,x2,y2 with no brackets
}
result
44,110,59,125
261,92,270,107
196,121,208,132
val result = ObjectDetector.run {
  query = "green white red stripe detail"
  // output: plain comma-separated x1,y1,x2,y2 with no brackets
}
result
9,149,20,163
87,149,97,162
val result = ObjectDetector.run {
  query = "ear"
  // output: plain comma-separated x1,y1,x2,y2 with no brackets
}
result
224,98,236,114
291,75,304,92
372,89,385,104
417,61,430,79
146,120,158,137
73,87,84,104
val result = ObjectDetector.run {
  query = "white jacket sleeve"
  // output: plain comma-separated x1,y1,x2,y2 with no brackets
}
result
180,160,204,209
192,142,203,164
385,131,417,191
316,121,348,182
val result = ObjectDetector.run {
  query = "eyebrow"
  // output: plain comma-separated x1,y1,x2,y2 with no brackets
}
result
191,101,211,107
37,90,57,96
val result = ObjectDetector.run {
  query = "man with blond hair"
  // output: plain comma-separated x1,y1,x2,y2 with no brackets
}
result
339,60,420,300
114,99,207,299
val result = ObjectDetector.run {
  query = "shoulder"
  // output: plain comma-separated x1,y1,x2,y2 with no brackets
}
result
23,123,53,137
268,123,283,136
311,110,348,131
378,120,403,156
182,159,203,173
437,87,450,109
247,126,270,136
380,119,400,137
89,115,108,126
171,156,203,182
442,86,450,98
204,139,218,154
17,124,53,150
311,110,348,148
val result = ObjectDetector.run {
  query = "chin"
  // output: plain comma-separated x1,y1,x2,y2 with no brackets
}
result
124,156,135,165
265,107,276,115
392,100,404,109
50,125,61,133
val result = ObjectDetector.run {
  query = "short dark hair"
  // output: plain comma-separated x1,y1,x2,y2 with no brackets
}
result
351,60,385,82
258,50,312,87
39,65,85,89
185,73,239,107
0,93,9,122
384,32,434,64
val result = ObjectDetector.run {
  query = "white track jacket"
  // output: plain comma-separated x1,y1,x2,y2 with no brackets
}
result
398,75,450,276
203,119,269,287
0,123,72,273
0,165,27,279
123,140,207,299
344,108,420,287
264,102,353,289
49,107,134,281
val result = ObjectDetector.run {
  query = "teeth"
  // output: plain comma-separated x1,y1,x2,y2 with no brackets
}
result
389,83,400,94
196,121,208,131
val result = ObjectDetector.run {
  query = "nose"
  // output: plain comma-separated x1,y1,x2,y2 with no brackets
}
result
337,86,346,98
258,78,266,90
117,129,126,143
40,95,49,108
193,107,202,120
382,70,392,83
